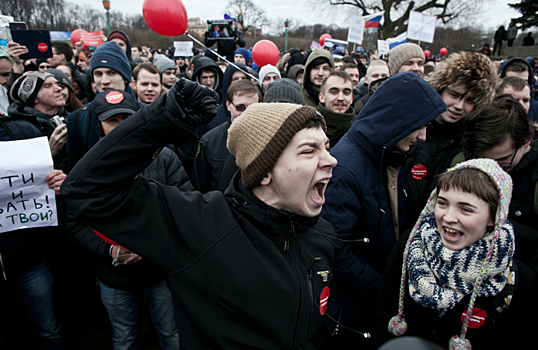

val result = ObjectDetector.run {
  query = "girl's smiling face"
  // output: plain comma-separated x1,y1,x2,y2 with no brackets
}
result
435,188,494,251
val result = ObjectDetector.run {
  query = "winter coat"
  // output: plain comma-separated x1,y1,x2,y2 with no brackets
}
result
403,119,463,228
61,88,337,349
321,72,446,333
372,229,536,349
301,49,335,107
66,147,192,291
192,121,231,193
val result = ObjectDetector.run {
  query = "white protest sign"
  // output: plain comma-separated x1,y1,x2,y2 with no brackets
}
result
347,16,365,45
407,11,436,43
377,40,390,55
173,41,194,57
0,137,58,233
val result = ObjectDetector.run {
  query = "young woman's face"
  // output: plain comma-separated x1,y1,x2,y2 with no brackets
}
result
435,188,494,251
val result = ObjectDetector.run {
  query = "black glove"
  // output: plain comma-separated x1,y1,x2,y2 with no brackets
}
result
172,78,219,127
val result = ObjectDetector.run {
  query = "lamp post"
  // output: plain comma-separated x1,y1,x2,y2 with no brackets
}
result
102,0,111,35
285,19,289,51
237,1,244,34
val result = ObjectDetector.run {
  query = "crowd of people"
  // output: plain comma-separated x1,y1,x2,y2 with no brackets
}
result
1,22,538,350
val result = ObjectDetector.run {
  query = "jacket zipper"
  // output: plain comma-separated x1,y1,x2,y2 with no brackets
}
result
307,257,322,343
284,219,302,349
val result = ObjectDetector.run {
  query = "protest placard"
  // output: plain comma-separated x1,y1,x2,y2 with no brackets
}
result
347,16,365,45
377,40,390,55
173,41,194,57
407,11,436,43
0,137,58,233
80,30,104,48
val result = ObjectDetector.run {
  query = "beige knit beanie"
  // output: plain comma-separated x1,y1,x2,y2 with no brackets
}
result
227,103,326,190
387,43,425,75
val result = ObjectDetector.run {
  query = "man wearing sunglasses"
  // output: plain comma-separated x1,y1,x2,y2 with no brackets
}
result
192,79,261,193
454,95,538,279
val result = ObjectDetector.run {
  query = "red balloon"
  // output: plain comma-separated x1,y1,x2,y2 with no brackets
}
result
71,29,86,47
424,50,431,58
252,40,279,68
143,0,188,36
93,229,121,246
440,47,448,56
319,33,332,46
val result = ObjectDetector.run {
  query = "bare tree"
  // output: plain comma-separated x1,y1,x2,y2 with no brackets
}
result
225,0,269,36
313,0,486,39
0,0,37,27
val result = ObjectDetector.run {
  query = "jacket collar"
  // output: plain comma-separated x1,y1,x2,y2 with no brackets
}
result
224,171,319,241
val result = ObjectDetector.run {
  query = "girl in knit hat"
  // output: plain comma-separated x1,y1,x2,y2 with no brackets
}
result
373,159,536,349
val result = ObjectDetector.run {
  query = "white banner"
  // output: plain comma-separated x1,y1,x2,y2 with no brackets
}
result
407,11,436,43
0,137,58,233
173,41,194,57
347,16,366,45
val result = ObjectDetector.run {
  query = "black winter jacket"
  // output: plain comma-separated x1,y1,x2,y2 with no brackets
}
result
66,147,192,290
403,120,463,228
321,73,446,334
192,121,230,193
61,89,337,349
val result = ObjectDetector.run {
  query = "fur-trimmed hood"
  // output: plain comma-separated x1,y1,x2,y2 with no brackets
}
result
426,51,499,107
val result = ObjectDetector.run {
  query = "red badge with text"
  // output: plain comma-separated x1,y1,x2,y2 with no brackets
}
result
106,91,124,104
461,308,486,329
411,164,427,180
37,43,48,52
320,287,330,315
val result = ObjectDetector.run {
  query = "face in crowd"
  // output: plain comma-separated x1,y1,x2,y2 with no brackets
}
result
398,57,424,77
310,62,332,90
227,92,260,124
319,75,353,114
199,70,216,89
93,68,127,92
257,126,338,217
437,86,475,125
435,188,494,251
135,68,162,104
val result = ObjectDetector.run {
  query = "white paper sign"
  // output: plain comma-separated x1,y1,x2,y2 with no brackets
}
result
0,137,58,233
347,16,366,45
377,40,390,55
173,41,194,57
407,11,436,43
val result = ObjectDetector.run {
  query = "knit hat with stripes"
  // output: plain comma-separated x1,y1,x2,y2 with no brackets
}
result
227,103,326,189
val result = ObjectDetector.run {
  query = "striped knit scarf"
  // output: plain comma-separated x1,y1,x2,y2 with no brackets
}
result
407,214,514,313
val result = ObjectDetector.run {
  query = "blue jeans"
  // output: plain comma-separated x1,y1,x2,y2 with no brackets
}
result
0,260,62,349
99,279,179,350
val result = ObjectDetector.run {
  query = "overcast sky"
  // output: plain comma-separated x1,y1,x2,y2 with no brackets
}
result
77,0,521,33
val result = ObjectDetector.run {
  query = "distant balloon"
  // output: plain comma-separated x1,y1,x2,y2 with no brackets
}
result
424,50,431,58
252,40,279,67
440,47,448,56
319,33,332,46
143,0,188,36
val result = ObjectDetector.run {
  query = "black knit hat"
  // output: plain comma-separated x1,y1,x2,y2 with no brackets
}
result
263,78,303,105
